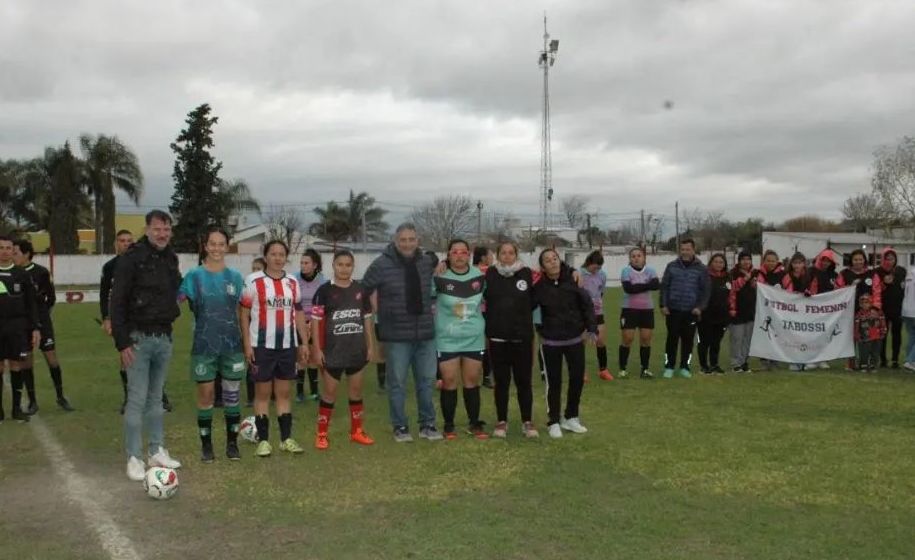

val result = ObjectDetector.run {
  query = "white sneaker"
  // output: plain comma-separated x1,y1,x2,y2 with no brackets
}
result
148,447,182,469
903,362,915,372
548,423,563,438
560,417,588,434
126,456,145,481
817,362,831,370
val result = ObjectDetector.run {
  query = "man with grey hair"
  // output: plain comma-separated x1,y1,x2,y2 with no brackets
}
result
362,223,442,442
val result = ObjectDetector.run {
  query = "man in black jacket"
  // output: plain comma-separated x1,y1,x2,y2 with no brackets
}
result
110,210,183,481
12,239,74,413
0,235,40,423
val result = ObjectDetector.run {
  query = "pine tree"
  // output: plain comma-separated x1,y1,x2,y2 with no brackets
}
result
169,103,223,252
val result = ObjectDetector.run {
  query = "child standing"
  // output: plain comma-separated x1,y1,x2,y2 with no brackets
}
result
854,294,887,372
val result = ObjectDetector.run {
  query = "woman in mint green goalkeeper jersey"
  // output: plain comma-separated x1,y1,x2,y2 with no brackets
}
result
178,226,246,463
434,239,487,440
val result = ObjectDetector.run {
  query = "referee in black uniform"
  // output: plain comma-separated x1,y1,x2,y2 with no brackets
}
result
13,239,74,412
0,235,41,423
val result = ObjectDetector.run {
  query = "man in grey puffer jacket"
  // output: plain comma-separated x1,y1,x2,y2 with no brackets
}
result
362,223,443,443
660,238,710,379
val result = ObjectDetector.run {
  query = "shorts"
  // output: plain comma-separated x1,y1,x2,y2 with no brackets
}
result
595,314,605,326
0,329,29,361
620,309,655,330
437,350,485,363
251,347,298,383
34,319,55,352
191,352,247,383
324,362,368,380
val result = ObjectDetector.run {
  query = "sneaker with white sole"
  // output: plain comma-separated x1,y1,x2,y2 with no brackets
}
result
393,426,414,443
148,447,182,469
560,417,588,434
492,421,508,438
419,425,444,441
903,362,915,372
548,423,563,438
126,456,146,481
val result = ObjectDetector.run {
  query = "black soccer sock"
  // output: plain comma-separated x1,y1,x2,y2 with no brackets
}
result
225,410,241,443
440,389,458,427
462,386,481,426
50,366,64,399
197,408,214,445
23,368,37,404
376,362,386,388
11,371,24,413
640,346,652,370
619,345,631,370
596,346,608,370
307,368,319,396
119,369,128,398
278,413,293,441
255,414,269,442
296,369,306,397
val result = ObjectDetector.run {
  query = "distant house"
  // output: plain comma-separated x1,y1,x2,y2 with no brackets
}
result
762,231,915,266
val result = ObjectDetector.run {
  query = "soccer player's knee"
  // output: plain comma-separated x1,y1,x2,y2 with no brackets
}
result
222,379,241,407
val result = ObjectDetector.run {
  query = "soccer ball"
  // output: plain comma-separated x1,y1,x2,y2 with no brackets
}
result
144,467,179,500
239,416,258,443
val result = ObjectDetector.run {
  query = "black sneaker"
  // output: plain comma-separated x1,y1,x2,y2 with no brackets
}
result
12,409,30,423
162,394,173,412
482,375,494,389
26,401,39,415
57,397,75,412
700,367,713,375
226,440,241,461
741,363,752,373
201,441,215,463
891,362,900,369
711,366,725,374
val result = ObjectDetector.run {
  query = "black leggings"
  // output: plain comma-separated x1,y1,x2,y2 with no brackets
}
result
881,315,903,365
665,311,698,370
697,321,727,369
542,342,585,425
490,340,533,423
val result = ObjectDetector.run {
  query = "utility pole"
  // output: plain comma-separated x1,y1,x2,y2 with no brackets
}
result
585,213,592,249
675,201,680,249
539,14,559,231
476,201,484,244
640,209,646,249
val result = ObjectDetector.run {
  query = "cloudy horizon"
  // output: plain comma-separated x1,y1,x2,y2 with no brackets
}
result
2,0,914,232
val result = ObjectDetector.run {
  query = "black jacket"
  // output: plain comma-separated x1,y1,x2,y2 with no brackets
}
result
484,266,535,341
0,263,40,332
100,255,120,319
702,270,731,325
728,268,757,324
879,249,906,317
532,266,597,342
110,237,182,351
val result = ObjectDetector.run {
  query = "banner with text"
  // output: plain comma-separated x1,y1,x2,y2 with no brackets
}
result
750,284,855,363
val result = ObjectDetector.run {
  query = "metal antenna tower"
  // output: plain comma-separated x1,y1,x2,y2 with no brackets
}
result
539,14,559,231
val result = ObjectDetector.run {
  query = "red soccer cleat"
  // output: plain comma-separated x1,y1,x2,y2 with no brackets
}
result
315,433,329,451
350,429,375,446
599,369,615,381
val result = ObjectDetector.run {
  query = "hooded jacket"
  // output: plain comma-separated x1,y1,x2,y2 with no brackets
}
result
879,248,906,317
781,260,818,296
660,257,710,312
837,265,882,310
484,265,535,341
532,264,597,342
812,249,841,293
756,262,786,287
728,265,757,324
361,243,436,342
702,267,731,324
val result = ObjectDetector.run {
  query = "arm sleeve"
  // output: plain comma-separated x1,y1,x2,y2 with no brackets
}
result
100,261,113,319
109,256,135,351
45,270,56,308
577,286,598,335
362,289,374,318
660,264,671,308
729,276,744,317
311,285,326,323
698,271,711,310
781,274,794,292
23,271,40,331
872,273,883,309
361,260,381,293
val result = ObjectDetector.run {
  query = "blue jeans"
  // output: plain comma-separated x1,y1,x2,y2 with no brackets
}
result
904,317,915,363
383,339,437,430
124,332,173,459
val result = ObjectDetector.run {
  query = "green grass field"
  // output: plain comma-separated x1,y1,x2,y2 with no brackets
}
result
2,288,915,560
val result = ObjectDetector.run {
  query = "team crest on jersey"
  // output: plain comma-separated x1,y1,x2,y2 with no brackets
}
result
471,281,482,291
195,363,208,377
355,292,362,300
864,278,872,286
516,280,528,291
226,283,237,296
725,282,732,290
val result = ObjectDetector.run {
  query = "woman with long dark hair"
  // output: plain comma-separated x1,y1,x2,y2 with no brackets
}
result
838,249,883,370
781,252,818,371
533,248,597,438
728,251,756,372
697,253,730,374
296,249,327,402
581,250,613,381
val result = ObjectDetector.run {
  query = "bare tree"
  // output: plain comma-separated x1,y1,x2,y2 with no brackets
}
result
560,195,588,230
481,211,518,243
409,195,475,251
872,136,915,233
842,192,894,233
264,205,306,254
778,215,843,233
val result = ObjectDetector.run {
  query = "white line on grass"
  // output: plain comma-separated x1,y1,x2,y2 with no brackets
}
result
30,416,143,560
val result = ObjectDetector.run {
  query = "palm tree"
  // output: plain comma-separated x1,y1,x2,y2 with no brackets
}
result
309,201,351,247
80,134,144,254
47,143,90,254
344,190,389,243
213,178,261,236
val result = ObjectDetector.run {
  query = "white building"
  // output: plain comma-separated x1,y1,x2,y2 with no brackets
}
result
762,231,915,266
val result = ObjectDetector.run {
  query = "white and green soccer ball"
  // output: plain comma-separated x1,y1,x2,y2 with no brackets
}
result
144,467,179,500
239,416,258,443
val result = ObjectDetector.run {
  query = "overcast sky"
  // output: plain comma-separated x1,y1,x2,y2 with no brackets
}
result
2,0,914,231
